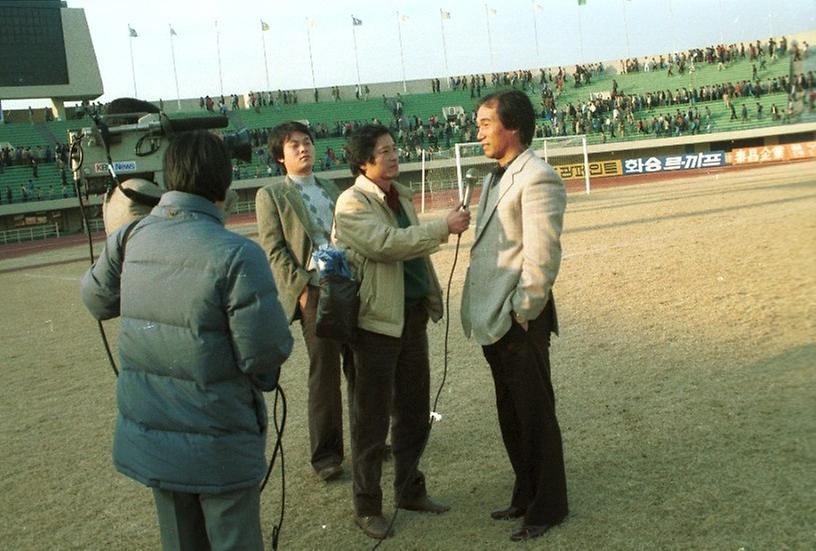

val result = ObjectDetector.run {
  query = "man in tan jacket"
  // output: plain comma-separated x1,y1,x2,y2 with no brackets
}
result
256,122,345,482
333,124,469,540
461,90,568,542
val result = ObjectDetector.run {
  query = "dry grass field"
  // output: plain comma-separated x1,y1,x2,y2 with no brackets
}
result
1,161,814,550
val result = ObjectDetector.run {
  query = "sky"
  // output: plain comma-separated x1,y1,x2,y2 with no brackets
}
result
3,0,816,109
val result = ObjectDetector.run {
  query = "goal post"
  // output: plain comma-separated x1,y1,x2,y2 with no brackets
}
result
449,135,591,200
415,135,591,213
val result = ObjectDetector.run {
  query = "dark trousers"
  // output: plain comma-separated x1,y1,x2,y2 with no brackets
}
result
482,307,569,526
152,486,263,551
347,303,431,516
300,285,344,472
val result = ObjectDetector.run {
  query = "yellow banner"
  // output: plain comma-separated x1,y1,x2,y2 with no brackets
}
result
554,159,622,180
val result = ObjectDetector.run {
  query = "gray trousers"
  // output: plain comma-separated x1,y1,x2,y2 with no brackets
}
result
152,486,263,551
300,284,345,472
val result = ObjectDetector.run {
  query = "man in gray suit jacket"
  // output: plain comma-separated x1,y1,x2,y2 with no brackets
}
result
461,90,568,542
256,122,345,481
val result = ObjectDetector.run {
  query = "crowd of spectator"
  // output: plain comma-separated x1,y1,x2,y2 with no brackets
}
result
1,35,813,205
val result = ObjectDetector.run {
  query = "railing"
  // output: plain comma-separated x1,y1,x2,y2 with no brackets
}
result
83,218,106,233
0,223,60,244
233,201,257,214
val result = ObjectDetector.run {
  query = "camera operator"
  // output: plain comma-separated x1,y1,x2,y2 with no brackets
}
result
80,130,293,550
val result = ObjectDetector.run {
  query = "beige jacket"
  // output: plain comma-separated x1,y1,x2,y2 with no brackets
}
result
333,175,448,338
461,148,566,345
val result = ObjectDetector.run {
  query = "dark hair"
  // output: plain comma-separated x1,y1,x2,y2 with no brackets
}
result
477,90,536,147
163,130,232,202
268,121,315,172
345,124,393,177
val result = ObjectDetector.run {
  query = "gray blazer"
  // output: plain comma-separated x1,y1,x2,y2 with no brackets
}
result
461,148,566,345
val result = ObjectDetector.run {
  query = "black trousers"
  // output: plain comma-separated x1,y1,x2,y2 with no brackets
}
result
482,307,568,526
300,285,344,472
346,303,431,516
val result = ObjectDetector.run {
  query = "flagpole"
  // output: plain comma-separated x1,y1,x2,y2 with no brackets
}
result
531,2,540,64
439,10,451,90
260,21,271,91
621,0,632,61
484,4,495,73
128,26,138,97
351,16,362,94
215,20,224,97
306,18,317,91
577,4,584,62
169,25,181,110
716,0,723,44
668,0,677,53
397,11,407,93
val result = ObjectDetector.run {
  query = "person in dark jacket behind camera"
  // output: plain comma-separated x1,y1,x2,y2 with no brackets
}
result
81,130,293,550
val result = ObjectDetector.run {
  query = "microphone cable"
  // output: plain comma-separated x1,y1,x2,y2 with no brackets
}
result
70,130,121,378
261,385,288,551
371,208,467,550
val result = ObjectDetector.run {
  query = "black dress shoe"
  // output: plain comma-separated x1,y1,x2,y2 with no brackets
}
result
316,464,343,481
510,522,554,542
490,505,526,520
354,514,393,540
396,495,450,514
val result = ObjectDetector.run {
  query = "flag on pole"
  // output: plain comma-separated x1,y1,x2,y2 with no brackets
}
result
169,25,177,36
578,0,587,5
261,20,270,31
400,14,410,23
534,2,544,10
440,10,451,20
306,17,315,29
128,25,138,38
352,15,362,26
489,7,497,15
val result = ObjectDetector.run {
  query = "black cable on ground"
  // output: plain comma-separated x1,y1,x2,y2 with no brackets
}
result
261,386,287,551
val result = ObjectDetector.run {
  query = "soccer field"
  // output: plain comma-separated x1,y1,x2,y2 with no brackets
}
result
1,161,814,550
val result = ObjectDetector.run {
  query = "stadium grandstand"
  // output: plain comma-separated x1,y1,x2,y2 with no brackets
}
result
0,2,814,242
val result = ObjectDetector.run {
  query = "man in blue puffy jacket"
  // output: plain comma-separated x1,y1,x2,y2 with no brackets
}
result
81,130,293,550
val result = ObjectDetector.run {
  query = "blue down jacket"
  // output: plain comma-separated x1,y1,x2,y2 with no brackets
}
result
81,191,293,494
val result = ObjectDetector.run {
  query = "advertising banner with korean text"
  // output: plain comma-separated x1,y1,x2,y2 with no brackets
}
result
622,151,727,175
554,159,622,180
729,141,816,165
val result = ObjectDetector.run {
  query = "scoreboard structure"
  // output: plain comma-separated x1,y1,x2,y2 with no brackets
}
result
0,0,103,119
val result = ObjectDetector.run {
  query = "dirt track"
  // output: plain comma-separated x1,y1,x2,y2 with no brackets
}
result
0,159,813,549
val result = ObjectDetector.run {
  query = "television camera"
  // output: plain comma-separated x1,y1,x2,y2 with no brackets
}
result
68,107,252,233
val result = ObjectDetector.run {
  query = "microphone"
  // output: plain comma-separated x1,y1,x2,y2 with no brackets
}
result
462,168,479,211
